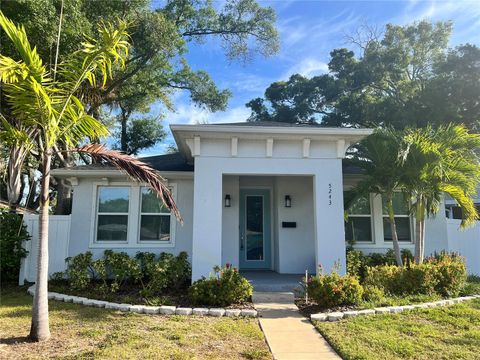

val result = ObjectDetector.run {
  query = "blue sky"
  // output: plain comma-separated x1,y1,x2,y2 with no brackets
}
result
139,0,480,156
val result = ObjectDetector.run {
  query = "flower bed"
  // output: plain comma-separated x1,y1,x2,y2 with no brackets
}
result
27,285,258,317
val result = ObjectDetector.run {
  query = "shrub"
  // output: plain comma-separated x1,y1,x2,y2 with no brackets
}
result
362,285,386,303
346,248,414,282
426,252,467,297
346,247,365,279
189,264,253,306
364,253,466,297
103,250,142,292
0,211,30,283
65,251,94,290
307,267,363,308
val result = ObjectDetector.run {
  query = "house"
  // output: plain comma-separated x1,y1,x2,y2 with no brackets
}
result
19,122,480,283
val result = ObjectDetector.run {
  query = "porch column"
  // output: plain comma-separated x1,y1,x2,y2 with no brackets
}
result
313,161,346,274
191,159,223,281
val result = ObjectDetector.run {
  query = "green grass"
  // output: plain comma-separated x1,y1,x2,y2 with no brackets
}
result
0,286,271,360
314,298,480,360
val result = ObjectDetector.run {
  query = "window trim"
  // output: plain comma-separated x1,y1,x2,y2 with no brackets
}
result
89,182,177,249
137,185,177,245
345,194,375,244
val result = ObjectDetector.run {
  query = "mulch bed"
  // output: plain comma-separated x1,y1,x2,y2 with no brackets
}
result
48,280,254,309
295,298,355,317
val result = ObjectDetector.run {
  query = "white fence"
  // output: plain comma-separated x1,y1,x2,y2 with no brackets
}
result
19,214,71,285
447,219,480,275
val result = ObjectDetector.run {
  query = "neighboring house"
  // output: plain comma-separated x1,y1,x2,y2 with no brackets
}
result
19,122,480,283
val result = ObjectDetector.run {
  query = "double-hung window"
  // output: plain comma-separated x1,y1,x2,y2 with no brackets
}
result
139,187,172,242
96,187,130,242
345,195,373,243
382,193,412,242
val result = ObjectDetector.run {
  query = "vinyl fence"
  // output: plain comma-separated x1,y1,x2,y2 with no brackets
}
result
19,214,70,285
447,219,480,276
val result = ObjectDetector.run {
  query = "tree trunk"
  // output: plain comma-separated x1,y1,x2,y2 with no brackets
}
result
387,195,403,267
29,150,51,342
7,145,28,213
120,108,129,153
414,194,424,264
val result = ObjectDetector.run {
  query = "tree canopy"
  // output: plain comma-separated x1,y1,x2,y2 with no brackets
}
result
247,21,480,131
2,0,279,154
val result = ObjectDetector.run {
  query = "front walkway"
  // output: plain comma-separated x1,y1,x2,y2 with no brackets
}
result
253,292,340,360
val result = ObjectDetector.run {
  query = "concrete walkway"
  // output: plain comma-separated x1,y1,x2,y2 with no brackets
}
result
253,292,340,360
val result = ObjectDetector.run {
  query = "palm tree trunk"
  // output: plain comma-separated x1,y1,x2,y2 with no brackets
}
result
29,150,51,342
387,195,403,267
414,194,423,264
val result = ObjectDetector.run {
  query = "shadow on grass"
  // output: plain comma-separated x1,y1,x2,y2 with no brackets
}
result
0,336,32,345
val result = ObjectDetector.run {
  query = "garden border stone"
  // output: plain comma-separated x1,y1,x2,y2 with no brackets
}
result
310,293,480,322
26,285,257,318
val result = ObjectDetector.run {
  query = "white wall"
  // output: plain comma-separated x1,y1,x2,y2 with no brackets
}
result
222,175,240,267
275,176,316,274
447,220,480,275
20,214,71,284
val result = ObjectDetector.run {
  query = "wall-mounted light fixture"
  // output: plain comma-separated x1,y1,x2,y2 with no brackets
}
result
285,195,292,208
225,194,231,207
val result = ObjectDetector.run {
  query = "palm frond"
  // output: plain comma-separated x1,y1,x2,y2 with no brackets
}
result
75,144,182,223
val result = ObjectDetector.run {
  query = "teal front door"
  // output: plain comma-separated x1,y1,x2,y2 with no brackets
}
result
239,189,271,269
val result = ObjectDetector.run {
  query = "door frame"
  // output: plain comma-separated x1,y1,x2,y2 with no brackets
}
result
239,188,272,270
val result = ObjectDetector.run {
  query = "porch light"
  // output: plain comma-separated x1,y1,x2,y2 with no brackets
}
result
224,194,231,207
285,195,292,208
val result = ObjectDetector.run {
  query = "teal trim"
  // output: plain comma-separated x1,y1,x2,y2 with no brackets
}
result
239,189,271,269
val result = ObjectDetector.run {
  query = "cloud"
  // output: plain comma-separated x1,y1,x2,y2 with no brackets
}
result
282,57,329,79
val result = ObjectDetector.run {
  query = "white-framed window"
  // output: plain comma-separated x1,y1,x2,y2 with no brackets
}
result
95,186,130,242
345,195,373,243
382,193,412,242
138,187,173,243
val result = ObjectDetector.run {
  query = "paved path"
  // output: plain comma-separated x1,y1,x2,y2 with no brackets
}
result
252,292,341,360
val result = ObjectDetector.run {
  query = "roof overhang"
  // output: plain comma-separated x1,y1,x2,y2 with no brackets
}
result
170,123,374,161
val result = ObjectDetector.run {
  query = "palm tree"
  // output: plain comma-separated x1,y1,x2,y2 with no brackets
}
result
0,13,181,341
401,124,480,263
350,128,405,266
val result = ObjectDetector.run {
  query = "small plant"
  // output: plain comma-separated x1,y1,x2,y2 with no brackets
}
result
0,211,30,283
65,252,95,290
189,264,253,306
103,250,142,292
307,264,364,308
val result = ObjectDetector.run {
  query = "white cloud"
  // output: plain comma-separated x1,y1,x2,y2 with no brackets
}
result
282,57,329,79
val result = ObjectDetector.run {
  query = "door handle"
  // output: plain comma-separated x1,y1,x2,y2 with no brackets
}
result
240,235,244,250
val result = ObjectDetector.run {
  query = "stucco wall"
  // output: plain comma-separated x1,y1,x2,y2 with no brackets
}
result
68,176,194,260
275,176,316,273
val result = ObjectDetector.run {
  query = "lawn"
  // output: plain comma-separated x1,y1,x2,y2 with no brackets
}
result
0,286,271,360
314,298,480,360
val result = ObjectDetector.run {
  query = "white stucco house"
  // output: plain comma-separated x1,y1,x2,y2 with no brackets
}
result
19,122,480,283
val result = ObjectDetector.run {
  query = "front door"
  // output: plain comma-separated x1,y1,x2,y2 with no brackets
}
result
239,189,271,269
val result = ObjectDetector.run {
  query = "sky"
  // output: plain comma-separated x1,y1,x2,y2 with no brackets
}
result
138,0,480,156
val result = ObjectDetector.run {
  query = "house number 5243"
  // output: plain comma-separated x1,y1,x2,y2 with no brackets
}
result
328,183,332,205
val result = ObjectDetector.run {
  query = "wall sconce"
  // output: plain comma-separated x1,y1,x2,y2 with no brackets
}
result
224,194,231,207
285,195,292,208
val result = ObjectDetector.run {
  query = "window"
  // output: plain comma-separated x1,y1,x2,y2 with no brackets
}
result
345,195,373,243
139,187,171,242
382,193,411,242
96,187,130,242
